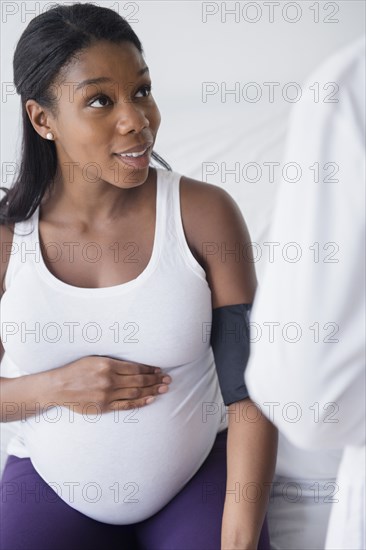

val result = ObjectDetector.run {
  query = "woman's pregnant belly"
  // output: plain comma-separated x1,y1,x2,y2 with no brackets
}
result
21,356,228,524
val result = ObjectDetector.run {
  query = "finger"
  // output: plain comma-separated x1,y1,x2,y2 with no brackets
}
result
112,383,169,401
111,360,162,375
111,373,171,389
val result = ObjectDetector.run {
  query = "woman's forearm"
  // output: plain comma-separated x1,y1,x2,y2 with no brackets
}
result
221,398,278,549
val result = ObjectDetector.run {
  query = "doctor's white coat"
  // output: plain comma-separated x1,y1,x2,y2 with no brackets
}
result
245,37,365,550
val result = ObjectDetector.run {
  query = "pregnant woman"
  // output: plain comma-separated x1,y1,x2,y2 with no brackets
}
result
0,4,277,549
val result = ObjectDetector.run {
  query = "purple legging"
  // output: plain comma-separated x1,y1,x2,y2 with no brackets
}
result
0,429,270,550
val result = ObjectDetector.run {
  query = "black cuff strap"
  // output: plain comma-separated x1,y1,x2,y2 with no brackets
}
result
210,303,252,406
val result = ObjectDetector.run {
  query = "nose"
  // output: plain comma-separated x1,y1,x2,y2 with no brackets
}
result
116,101,150,134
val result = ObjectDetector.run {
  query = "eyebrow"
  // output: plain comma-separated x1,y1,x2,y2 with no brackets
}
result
75,66,150,91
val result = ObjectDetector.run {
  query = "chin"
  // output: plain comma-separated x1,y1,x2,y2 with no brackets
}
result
107,165,151,189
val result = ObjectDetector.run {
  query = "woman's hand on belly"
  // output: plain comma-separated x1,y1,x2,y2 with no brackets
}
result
51,355,171,415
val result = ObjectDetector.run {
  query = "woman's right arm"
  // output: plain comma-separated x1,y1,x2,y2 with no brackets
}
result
0,224,171,423
0,354,171,423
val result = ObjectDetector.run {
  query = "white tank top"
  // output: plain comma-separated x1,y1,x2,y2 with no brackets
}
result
0,167,228,524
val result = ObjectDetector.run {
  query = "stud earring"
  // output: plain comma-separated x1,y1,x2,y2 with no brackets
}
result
46,132,54,140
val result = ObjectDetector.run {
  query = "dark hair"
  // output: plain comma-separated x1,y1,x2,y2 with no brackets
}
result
0,2,171,225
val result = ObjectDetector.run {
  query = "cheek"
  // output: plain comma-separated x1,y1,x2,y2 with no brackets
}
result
59,103,103,134
57,112,90,143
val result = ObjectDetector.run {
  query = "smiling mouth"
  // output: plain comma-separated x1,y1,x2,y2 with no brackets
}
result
112,145,151,170
115,146,150,158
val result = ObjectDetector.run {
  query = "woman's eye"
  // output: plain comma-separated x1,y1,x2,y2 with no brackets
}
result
135,84,152,98
88,95,112,108
87,85,152,107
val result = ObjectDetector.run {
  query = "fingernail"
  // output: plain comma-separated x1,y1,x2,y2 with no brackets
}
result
158,385,169,393
146,397,155,404
154,368,162,373
162,376,171,383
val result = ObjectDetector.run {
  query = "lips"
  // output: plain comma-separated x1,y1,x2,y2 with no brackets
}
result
113,145,151,169
115,146,149,158
114,142,153,156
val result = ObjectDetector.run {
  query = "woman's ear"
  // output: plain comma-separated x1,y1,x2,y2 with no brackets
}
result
25,99,54,140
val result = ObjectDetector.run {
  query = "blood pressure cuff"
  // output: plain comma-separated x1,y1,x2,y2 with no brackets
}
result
210,303,252,406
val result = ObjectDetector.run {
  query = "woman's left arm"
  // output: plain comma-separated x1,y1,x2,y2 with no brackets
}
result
222,399,278,549
184,180,278,549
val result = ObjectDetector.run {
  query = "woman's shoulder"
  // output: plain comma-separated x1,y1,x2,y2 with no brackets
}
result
179,174,244,227
179,174,227,200
178,174,245,266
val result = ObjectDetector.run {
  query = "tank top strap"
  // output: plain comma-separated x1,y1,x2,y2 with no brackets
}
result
160,168,208,281
4,210,38,291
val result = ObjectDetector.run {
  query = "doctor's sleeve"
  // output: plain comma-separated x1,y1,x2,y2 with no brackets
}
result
244,41,366,450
